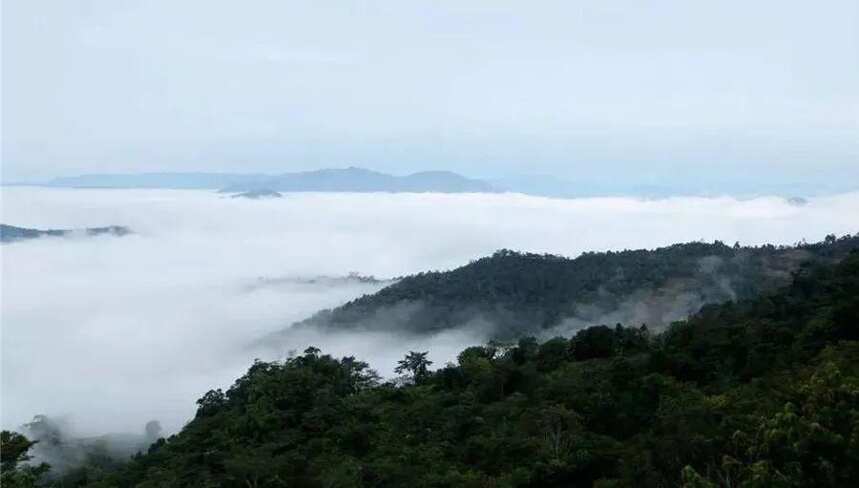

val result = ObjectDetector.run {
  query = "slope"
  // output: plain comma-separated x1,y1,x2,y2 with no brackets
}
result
288,234,859,339
37,249,859,487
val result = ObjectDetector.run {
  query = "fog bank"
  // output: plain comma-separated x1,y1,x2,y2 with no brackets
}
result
2,188,858,436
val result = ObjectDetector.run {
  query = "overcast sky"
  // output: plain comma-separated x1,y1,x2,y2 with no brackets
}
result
3,1,858,185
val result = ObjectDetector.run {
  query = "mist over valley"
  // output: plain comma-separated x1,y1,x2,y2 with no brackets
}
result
3,187,858,441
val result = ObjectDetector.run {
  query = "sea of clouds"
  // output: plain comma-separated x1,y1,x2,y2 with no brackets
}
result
2,187,858,436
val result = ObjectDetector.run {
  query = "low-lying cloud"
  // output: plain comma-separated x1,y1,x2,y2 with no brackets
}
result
2,187,858,437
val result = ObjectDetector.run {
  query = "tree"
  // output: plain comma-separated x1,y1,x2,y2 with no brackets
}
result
195,388,226,417
144,420,162,441
340,355,380,393
571,326,616,361
1,431,35,471
539,404,582,461
395,351,433,383
537,337,570,371
0,431,49,488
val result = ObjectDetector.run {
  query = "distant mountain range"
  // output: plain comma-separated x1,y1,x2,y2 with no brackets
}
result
40,168,497,194
14,166,849,199
272,233,859,341
0,224,131,243
13,167,846,198
220,167,496,194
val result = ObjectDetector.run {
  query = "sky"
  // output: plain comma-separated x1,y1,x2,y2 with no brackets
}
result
2,0,858,186
3,187,859,435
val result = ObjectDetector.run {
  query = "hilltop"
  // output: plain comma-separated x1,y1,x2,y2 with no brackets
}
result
285,234,859,339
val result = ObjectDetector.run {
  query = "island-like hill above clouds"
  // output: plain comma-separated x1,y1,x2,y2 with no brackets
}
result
42,167,498,194
0,224,131,243
32,168,855,198
229,189,283,199
220,167,497,194
278,233,859,341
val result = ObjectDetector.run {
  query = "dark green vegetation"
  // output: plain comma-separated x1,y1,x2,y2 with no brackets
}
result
293,234,859,338
5,244,858,487
1,431,50,487
0,224,131,243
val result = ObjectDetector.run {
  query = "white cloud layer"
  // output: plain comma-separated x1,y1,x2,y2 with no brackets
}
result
2,187,858,436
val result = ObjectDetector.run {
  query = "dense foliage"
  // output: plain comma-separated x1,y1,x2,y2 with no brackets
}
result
1,431,50,487
298,234,859,337
9,248,856,487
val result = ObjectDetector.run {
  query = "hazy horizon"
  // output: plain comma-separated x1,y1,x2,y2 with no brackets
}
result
4,1,858,190
6,167,858,199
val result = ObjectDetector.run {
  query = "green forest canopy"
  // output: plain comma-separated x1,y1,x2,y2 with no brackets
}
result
6,243,858,487
294,234,859,338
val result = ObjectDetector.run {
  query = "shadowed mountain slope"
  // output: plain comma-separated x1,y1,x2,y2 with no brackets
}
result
287,234,859,339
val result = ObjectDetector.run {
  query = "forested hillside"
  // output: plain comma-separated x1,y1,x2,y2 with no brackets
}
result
7,248,858,487
291,234,859,338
